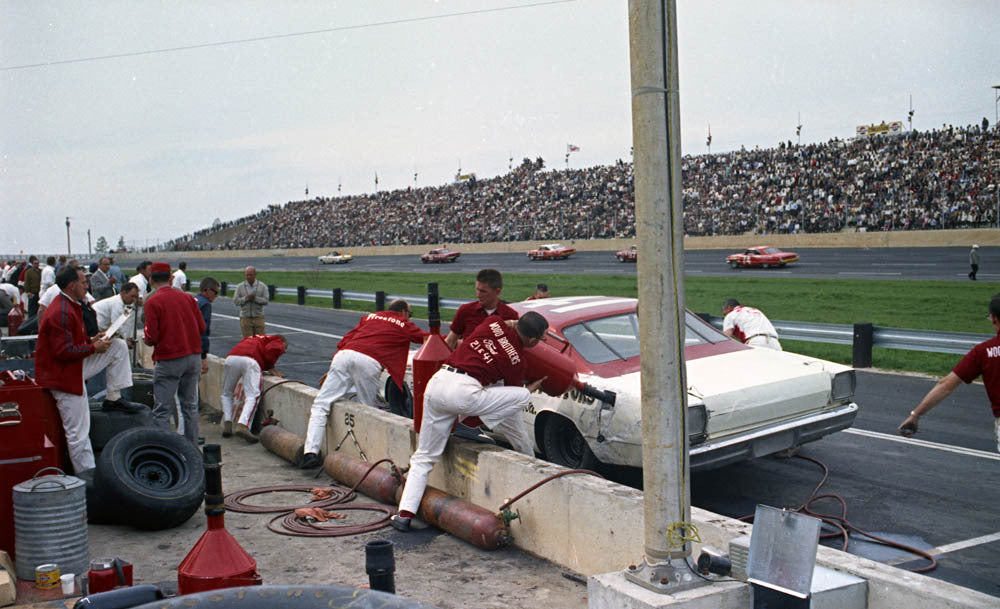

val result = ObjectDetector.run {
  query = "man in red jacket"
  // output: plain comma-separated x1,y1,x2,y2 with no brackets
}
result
220,334,288,443
36,265,131,473
143,262,205,444
300,299,427,468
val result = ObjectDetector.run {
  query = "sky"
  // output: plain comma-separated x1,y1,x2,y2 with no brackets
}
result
2,0,997,255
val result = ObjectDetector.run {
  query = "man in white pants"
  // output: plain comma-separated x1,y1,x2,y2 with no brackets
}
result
220,334,287,442
300,299,427,468
392,312,548,531
34,266,133,473
721,298,782,351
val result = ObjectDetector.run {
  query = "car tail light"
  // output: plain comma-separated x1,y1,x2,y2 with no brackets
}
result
831,370,856,402
687,403,707,445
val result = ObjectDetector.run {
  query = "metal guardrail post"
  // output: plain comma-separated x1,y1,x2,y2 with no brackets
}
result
375,291,385,311
220,281,228,297
297,286,306,306
268,284,276,301
853,323,874,368
332,288,342,309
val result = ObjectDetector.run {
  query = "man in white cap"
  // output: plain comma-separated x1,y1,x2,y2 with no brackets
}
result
969,245,980,281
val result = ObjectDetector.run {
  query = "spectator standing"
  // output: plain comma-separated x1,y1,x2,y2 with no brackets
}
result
129,261,152,303
23,256,41,317
40,256,56,295
721,298,782,351
969,245,980,281
444,268,518,349
900,293,1000,452
143,262,205,443
90,257,116,300
233,265,269,337
526,283,550,300
107,257,126,288
391,313,548,531
300,299,428,468
195,277,219,374
34,266,133,473
219,334,287,442
172,261,187,291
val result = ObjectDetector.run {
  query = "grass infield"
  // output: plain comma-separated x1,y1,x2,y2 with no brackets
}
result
188,269,997,377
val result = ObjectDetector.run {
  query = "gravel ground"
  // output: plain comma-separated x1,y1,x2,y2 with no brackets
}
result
86,412,590,609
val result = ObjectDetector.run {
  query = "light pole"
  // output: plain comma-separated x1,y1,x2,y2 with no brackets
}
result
65,217,71,256
993,85,1000,127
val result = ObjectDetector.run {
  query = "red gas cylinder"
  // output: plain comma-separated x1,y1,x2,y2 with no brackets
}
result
177,444,261,595
7,305,24,336
523,339,617,406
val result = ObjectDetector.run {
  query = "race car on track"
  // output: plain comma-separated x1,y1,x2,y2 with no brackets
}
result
318,251,353,265
726,246,799,269
420,247,461,263
527,243,576,260
615,245,637,262
384,295,858,472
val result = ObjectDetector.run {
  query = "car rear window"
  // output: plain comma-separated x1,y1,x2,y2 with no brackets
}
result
563,311,728,364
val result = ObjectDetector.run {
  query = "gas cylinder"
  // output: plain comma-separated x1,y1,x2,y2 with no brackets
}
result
411,283,450,432
177,444,261,594
523,339,617,407
7,305,23,336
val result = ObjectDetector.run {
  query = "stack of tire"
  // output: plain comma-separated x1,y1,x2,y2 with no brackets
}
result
86,367,205,530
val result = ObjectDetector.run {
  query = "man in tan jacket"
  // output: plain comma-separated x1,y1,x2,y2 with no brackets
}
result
233,266,269,337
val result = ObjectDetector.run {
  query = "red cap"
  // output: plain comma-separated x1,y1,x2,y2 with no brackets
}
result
150,262,171,274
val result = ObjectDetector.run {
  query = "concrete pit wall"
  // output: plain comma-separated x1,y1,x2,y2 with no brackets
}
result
199,356,996,609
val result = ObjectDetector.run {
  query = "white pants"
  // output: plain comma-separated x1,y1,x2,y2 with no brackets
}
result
746,335,782,351
303,349,382,455
221,355,262,427
51,338,133,472
398,369,533,515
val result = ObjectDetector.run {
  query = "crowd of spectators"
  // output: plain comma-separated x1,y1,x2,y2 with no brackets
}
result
167,122,998,251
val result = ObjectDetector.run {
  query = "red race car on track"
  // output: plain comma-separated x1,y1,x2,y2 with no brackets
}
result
726,246,799,269
527,243,576,260
420,247,461,263
615,245,637,262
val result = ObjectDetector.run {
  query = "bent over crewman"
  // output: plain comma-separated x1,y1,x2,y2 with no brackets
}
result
220,333,288,443
721,298,782,351
300,299,427,468
391,312,549,531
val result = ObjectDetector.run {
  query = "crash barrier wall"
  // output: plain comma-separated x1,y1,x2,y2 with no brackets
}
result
196,355,997,609
99,226,1000,262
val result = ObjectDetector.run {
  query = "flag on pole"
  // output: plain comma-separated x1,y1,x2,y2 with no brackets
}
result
567,144,580,153
375,172,379,185
305,184,309,195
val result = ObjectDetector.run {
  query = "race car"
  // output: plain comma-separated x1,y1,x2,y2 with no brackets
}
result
420,248,461,263
318,251,353,265
726,246,799,268
384,296,857,472
527,243,576,260
615,245,637,262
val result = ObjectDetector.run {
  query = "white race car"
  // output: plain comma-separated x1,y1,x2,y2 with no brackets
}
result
386,296,858,472
318,251,353,265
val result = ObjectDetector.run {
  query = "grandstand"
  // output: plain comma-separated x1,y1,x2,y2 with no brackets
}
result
168,123,998,252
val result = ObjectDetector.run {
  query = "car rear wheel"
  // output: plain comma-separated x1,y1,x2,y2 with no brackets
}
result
729,261,739,269
542,416,598,470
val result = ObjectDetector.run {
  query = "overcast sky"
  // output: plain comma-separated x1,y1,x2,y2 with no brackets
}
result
2,1,997,255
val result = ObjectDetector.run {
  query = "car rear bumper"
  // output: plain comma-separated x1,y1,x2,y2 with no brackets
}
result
689,402,858,471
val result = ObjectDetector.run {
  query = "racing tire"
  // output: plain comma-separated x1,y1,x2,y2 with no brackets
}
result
384,378,413,419
541,416,599,470
89,403,155,453
729,261,739,269
94,427,205,530
130,585,437,609
129,369,155,407
421,259,428,264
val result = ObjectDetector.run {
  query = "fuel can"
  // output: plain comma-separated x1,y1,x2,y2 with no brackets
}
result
87,558,133,594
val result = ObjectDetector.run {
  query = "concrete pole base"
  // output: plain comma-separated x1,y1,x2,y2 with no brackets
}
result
589,570,748,608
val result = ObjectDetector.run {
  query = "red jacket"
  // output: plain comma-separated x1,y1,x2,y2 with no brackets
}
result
338,311,427,388
228,334,287,371
35,292,95,395
446,315,526,388
144,287,205,361
449,301,518,339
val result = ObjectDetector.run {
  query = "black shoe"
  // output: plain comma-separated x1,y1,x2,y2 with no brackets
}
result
451,423,496,444
102,398,147,414
299,452,322,469
390,514,411,532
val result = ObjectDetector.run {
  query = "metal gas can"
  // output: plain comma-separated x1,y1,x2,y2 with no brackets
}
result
13,468,88,581
87,557,133,593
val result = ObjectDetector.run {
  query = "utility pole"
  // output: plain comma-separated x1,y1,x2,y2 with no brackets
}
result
908,94,915,131
87,229,92,256
626,0,701,594
706,124,712,153
65,217,71,256
796,112,802,145
993,85,1000,127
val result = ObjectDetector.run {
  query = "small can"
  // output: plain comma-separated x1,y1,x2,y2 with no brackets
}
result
35,563,60,589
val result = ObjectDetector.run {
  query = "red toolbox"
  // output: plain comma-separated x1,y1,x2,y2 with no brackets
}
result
0,370,68,559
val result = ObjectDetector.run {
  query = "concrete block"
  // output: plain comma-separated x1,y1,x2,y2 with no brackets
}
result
588,570,748,609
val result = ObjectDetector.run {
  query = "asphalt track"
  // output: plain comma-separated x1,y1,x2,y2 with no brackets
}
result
204,298,1000,597
189,245,999,281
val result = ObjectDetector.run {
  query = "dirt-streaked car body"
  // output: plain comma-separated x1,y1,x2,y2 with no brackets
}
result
527,243,576,260
615,245,637,262
318,251,353,264
420,248,461,263
726,246,799,268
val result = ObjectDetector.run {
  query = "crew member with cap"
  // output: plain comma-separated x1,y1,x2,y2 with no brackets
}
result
721,298,782,351
300,299,428,468
391,312,549,531
444,268,518,349
35,265,133,474
220,333,288,443
143,261,205,443
969,244,980,281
